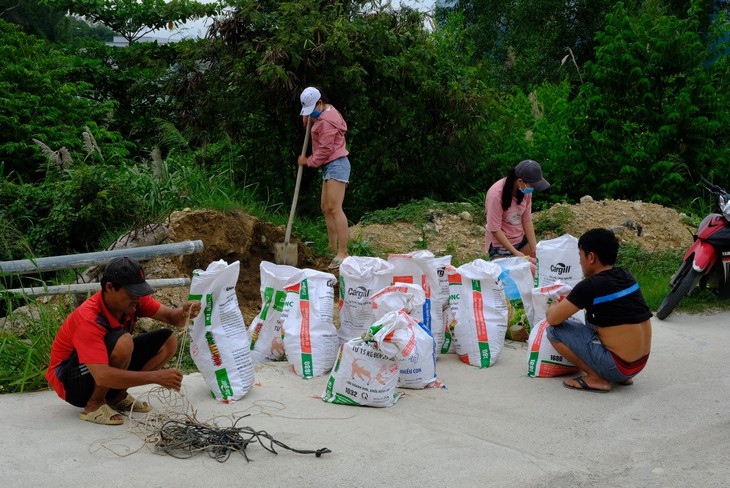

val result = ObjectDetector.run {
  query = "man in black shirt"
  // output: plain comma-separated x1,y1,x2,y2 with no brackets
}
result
546,228,652,393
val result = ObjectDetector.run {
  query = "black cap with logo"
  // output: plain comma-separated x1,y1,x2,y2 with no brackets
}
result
102,257,156,296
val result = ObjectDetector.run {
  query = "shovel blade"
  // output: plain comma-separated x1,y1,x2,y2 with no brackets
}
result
274,242,298,266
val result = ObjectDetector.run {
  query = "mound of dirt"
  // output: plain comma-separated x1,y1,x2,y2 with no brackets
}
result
144,209,329,325
349,198,694,264
535,198,695,252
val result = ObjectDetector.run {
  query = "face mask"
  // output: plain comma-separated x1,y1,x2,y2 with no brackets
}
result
522,187,535,195
310,108,322,119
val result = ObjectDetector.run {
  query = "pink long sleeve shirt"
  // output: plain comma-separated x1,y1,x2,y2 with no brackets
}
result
485,177,533,250
305,105,349,168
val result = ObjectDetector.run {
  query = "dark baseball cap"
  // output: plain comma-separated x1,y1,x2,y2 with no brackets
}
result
515,159,550,192
102,257,155,296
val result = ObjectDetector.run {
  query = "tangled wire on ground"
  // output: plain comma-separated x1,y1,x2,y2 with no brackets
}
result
154,415,331,462
93,322,331,462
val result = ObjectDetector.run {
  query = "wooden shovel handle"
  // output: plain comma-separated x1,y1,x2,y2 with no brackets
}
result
284,117,313,245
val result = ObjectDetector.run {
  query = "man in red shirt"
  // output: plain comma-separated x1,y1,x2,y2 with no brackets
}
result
46,257,201,425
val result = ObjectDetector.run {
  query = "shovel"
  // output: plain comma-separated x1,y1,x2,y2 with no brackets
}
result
274,116,313,266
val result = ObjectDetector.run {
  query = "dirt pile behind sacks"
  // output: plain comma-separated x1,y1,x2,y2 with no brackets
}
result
350,198,694,264
143,209,329,326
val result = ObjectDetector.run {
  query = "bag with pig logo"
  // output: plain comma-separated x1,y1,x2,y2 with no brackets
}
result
322,310,416,407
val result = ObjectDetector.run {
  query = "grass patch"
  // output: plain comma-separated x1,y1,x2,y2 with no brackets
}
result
0,301,64,393
534,205,573,236
359,198,475,226
617,244,730,314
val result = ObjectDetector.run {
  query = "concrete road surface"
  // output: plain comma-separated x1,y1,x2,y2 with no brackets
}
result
1,311,728,487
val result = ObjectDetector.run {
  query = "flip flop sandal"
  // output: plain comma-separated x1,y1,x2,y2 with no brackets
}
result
562,376,610,393
111,394,152,413
79,404,124,425
328,257,343,270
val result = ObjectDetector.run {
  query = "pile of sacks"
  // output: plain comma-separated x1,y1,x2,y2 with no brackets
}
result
186,235,587,405
493,234,586,378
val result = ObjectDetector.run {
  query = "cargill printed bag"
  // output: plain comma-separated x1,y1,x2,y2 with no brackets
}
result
338,256,394,344
249,261,304,364
527,282,581,378
322,310,415,407
435,255,457,354
371,283,439,389
449,259,509,368
494,257,535,342
282,269,340,379
388,250,444,352
534,234,582,289
188,260,255,402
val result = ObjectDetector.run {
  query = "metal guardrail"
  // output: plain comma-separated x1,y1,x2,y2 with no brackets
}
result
0,241,203,275
0,240,204,297
4,278,191,297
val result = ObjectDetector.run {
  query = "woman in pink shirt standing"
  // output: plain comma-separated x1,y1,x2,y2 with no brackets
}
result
298,87,351,269
485,160,550,259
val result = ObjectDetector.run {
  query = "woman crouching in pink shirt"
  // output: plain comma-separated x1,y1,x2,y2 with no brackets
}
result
298,87,351,269
485,160,550,259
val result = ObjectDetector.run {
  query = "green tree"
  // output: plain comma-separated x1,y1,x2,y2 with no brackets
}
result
0,20,124,182
569,2,730,203
0,0,71,41
43,0,221,44
434,0,620,90
163,0,497,219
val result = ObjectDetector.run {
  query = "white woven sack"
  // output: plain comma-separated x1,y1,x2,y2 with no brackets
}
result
249,261,304,364
449,259,509,368
321,310,414,407
493,256,535,341
338,256,394,343
188,260,254,402
371,282,426,320
388,250,444,352
531,282,585,325
527,282,582,378
535,234,582,289
370,284,438,389
282,269,339,379
435,255,457,354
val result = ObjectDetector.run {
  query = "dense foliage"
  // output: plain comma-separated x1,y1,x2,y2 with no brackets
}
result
0,0,729,262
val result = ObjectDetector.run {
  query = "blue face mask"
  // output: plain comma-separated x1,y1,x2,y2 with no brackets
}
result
522,187,535,195
310,108,322,119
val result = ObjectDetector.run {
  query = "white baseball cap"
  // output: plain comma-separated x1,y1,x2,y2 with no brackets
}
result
300,87,321,116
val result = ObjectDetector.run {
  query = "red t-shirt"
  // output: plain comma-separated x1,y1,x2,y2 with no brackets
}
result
45,291,161,400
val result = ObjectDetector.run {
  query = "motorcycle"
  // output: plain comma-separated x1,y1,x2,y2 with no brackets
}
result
656,178,730,320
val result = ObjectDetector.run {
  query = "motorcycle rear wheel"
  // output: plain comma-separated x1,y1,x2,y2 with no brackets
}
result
656,263,702,320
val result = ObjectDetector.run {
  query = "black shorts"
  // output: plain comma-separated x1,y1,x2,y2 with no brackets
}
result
58,328,173,408
488,234,528,259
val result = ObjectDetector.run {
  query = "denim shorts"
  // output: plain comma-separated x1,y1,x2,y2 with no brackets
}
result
547,318,631,383
488,234,527,259
322,156,350,183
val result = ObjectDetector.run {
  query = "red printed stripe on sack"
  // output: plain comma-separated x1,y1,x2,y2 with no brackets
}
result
472,290,489,343
530,320,549,352
300,300,311,354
